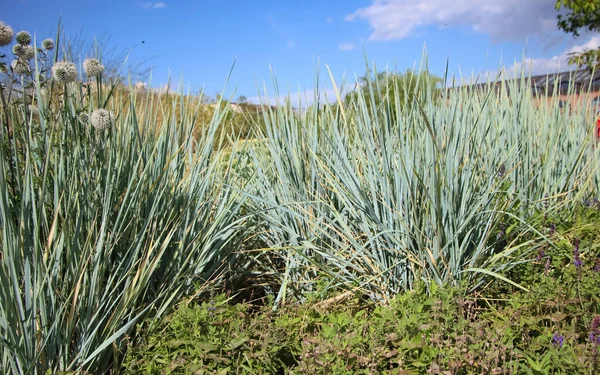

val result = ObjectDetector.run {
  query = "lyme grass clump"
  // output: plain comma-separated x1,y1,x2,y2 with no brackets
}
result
0,23,248,374
243,63,600,305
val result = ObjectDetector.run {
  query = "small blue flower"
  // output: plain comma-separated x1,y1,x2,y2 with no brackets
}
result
552,333,564,348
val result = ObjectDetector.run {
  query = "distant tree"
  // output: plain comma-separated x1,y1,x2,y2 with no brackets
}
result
344,69,442,115
237,95,248,104
555,0,600,70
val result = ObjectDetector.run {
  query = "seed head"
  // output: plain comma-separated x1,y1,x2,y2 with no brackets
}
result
42,38,54,51
83,58,104,77
0,21,14,46
15,31,32,46
11,59,30,75
52,61,77,83
90,108,114,131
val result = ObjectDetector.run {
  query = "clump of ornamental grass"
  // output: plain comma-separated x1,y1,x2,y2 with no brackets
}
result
0,20,248,375
242,59,600,306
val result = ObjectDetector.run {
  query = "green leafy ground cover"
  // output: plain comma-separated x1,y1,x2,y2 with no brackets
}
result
123,204,600,375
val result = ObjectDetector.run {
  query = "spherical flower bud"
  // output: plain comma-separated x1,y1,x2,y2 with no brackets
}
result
21,45,35,61
15,31,32,46
77,113,90,125
12,44,23,56
90,108,114,131
0,21,14,46
11,59,30,75
83,58,104,77
42,38,54,51
52,61,77,83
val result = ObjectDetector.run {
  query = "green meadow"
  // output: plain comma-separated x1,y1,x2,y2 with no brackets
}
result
1,21,600,374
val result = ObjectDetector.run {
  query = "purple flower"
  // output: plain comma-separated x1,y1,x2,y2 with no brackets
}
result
552,333,564,348
590,316,600,346
573,238,582,268
536,248,546,261
497,164,506,179
548,223,556,237
544,258,551,276
497,224,505,240
207,299,216,316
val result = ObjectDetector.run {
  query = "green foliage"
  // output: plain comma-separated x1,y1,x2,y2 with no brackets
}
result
124,245,600,374
344,68,442,117
4,16,600,375
244,62,600,306
556,0,600,37
555,0,600,70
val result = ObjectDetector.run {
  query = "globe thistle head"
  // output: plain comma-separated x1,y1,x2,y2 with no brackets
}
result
0,21,14,47
12,43,24,56
15,31,32,46
77,112,90,125
42,38,54,51
52,61,77,83
21,45,35,61
90,108,114,131
83,58,105,78
11,59,30,75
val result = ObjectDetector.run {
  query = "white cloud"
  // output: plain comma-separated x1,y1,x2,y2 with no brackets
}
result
140,2,165,9
345,0,559,43
326,17,333,23
455,35,600,85
509,35,600,76
338,43,356,51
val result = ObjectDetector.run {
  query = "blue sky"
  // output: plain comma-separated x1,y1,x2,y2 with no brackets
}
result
5,0,600,105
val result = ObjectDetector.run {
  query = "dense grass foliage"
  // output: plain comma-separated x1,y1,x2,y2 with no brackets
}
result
2,21,600,374
0,30,248,374
244,66,600,305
